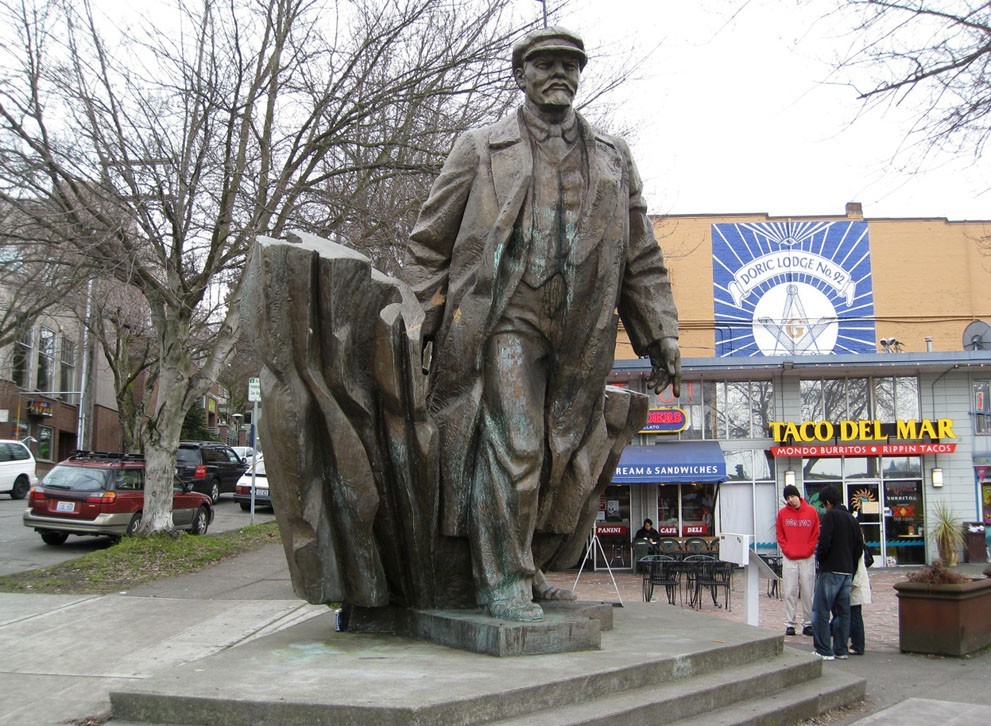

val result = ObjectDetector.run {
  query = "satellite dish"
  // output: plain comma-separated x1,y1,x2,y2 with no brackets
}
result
963,320,991,351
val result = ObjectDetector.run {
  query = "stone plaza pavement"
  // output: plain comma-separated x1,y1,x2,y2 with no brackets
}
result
548,561,991,724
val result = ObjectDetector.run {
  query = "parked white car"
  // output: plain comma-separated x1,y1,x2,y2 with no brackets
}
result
0,439,39,499
234,454,272,511
231,446,256,462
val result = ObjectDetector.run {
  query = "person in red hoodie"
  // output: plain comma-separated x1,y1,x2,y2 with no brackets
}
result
776,484,820,637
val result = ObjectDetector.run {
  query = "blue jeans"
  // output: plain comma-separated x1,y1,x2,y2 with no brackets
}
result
811,572,852,656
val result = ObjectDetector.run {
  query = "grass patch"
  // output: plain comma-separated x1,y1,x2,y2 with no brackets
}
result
0,522,282,595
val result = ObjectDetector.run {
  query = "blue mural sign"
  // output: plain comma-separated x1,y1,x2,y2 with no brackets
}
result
712,221,876,357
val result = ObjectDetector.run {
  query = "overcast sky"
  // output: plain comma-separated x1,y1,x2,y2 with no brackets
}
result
536,0,989,221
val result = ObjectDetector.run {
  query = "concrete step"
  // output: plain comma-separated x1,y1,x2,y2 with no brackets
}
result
670,666,866,726
489,649,824,725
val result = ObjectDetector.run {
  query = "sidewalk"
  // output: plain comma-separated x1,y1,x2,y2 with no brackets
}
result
0,545,988,725
0,545,325,725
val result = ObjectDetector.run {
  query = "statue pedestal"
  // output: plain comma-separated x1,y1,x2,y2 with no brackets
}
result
109,603,866,725
348,601,613,656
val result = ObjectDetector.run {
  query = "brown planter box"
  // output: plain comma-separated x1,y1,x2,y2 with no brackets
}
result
894,577,991,656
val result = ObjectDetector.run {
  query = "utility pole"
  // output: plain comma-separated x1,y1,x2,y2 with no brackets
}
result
535,0,547,27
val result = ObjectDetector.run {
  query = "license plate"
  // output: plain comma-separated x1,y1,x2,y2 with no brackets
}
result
256,489,269,497
55,501,75,513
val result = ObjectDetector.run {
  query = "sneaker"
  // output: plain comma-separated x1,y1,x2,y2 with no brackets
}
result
785,626,796,636
835,654,849,660
802,626,814,636
815,652,835,661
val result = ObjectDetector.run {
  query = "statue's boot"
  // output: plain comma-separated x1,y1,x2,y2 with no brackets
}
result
488,598,544,621
532,570,577,602
486,580,544,621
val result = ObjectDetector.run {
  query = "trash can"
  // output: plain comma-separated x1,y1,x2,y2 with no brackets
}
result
963,522,987,563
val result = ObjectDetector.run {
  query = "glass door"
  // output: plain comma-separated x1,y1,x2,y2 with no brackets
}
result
844,481,881,563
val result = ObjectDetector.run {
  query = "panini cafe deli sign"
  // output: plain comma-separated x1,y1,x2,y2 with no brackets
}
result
769,418,957,458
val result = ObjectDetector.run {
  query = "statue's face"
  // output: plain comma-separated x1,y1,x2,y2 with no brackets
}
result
515,51,581,112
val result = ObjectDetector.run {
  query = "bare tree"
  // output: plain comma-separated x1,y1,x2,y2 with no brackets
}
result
216,339,263,435
835,1,991,157
0,0,535,533
86,279,158,452
0,203,91,354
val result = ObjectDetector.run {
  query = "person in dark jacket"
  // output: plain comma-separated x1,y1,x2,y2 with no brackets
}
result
634,518,662,554
811,485,863,660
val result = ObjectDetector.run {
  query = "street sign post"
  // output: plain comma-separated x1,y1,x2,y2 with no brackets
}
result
247,377,261,524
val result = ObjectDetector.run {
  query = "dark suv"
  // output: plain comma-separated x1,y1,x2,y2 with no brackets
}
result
23,451,214,545
175,441,248,503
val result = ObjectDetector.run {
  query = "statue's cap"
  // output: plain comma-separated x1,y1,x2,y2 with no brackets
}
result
512,27,587,72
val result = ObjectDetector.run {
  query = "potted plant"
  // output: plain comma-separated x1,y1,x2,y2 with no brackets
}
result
928,501,966,565
894,560,991,656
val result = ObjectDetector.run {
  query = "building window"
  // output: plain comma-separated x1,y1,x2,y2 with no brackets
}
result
714,380,775,439
800,376,919,423
12,327,32,388
36,326,55,393
59,338,76,403
976,382,991,434
648,379,773,441
875,376,920,421
723,448,775,482
802,378,870,421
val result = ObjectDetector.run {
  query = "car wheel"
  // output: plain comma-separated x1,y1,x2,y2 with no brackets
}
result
239,502,251,512
41,531,69,546
191,506,210,535
11,475,30,500
209,479,221,504
126,512,142,537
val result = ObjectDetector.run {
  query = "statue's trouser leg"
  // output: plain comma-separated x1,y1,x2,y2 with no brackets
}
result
469,328,548,609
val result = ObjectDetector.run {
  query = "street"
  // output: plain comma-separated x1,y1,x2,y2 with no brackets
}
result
0,494,276,577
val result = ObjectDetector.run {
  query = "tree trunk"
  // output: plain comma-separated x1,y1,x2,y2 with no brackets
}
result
135,313,195,534
141,434,179,534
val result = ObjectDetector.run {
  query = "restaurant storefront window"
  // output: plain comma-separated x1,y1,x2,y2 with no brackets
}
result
681,483,716,536
802,456,924,566
884,480,924,565
595,484,631,568
656,484,679,535
652,482,717,538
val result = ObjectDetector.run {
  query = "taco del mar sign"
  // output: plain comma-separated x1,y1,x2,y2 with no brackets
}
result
769,418,954,443
768,418,957,458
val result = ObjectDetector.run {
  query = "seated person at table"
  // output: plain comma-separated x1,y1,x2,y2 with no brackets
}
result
634,518,662,554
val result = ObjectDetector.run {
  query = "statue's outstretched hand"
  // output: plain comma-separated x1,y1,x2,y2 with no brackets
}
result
645,337,681,397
